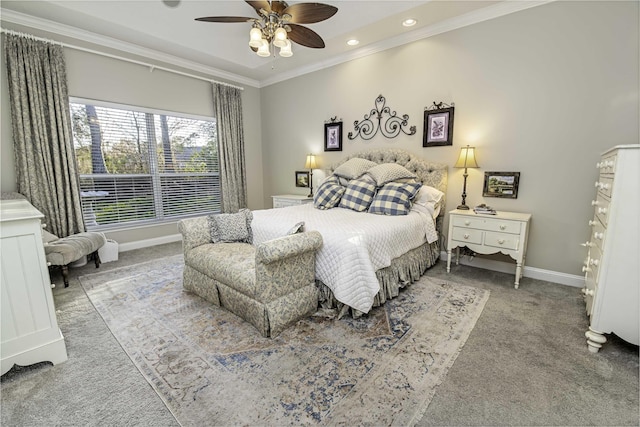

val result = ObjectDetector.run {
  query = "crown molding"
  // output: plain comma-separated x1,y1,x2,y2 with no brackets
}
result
260,0,554,87
0,8,261,88
2,1,553,89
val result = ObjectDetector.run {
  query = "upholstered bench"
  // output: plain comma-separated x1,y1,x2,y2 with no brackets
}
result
44,231,106,287
178,215,323,338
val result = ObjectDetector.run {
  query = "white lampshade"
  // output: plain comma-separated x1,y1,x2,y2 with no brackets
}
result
454,145,479,169
279,39,293,57
304,153,317,169
249,27,263,48
256,39,271,57
273,27,288,48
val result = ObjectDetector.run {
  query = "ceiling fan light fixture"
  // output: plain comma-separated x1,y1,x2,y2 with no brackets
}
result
279,39,293,57
249,26,263,48
257,39,271,57
273,26,288,48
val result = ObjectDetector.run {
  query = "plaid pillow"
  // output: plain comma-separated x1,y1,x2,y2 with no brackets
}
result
368,182,422,216
339,178,377,212
314,177,345,210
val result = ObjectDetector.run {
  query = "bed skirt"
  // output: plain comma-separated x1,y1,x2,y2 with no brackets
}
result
316,239,441,318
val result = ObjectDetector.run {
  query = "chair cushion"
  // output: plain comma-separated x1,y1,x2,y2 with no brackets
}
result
45,232,106,265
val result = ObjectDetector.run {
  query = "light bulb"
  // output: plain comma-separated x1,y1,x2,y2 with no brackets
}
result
273,27,288,48
256,39,271,57
279,39,293,57
249,27,263,48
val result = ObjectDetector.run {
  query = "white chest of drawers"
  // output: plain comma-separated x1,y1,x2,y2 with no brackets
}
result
447,209,532,288
582,144,639,353
1,199,68,374
272,194,314,208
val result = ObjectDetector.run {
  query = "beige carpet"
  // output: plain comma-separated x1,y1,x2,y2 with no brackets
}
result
79,255,489,426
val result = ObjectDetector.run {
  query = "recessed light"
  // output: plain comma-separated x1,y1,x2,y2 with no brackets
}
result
346,39,360,46
403,19,417,27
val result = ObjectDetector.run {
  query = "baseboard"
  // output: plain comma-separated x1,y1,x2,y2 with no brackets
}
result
118,234,182,252
439,251,584,288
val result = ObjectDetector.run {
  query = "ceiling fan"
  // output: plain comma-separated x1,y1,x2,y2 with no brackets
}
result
195,1,338,58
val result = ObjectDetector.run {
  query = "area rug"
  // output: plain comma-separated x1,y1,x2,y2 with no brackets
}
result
79,255,489,426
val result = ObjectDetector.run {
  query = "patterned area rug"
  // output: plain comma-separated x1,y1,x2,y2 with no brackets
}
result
80,255,489,426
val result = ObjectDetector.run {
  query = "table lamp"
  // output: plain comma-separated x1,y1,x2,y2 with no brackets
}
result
453,145,479,210
304,154,317,198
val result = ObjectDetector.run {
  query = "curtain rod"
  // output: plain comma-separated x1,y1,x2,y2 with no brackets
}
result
0,28,244,91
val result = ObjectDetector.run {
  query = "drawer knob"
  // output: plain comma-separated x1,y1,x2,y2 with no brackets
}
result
582,266,591,273
591,200,599,206
464,220,471,226
463,233,470,239
50,283,55,289
581,287,594,296
41,223,47,229
598,207,608,215
497,239,505,244
596,162,602,169
589,259,599,266
499,225,506,230
594,232,604,240
581,241,593,248
588,220,597,226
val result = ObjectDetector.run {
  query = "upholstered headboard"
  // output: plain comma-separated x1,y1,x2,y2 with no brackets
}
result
327,148,448,207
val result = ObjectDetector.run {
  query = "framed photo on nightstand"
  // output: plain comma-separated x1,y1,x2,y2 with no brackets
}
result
295,171,310,188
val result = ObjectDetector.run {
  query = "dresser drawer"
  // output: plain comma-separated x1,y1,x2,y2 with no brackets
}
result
595,176,614,198
484,231,519,251
593,193,610,227
590,217,607,252
585,245,603,281
451,227,483,245
451,215,521,234
597,153,616,175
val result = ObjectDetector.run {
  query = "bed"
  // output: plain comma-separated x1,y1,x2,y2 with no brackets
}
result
252,149,447,317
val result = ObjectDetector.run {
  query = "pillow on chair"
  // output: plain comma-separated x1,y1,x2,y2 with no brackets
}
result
208,209,253,244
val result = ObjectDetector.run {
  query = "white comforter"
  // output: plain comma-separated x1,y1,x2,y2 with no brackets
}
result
251,204,438,313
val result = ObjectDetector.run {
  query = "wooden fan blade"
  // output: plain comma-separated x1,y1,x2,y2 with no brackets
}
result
288,23,325,48
195,16,254,23
269,1,289,14
283,3,338,24
245,1,272,15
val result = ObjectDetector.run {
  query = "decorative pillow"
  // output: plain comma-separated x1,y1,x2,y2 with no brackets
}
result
208,208,253,243
366,163,417,187
333,158,377,180
286,221,305,235
314,176,345,210
339,178,377,212
369,182,422,216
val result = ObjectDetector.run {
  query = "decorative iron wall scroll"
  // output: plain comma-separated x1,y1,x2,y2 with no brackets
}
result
348,95,416,141
423,101,455,147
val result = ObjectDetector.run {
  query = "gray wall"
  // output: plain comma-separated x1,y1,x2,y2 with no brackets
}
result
0,42,264,245
259,1,639,276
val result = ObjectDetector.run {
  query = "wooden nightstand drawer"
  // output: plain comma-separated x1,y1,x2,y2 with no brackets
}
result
451,227,483,244
451,215,522,234
484,231,519,251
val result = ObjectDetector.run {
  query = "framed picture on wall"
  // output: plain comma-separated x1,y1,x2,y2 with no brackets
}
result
483,172,520,198
295,171,310,188
324,121,343,151
423,106,454,147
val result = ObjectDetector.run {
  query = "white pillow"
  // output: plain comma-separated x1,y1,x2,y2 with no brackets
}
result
413,185,444,207
366,163,417,187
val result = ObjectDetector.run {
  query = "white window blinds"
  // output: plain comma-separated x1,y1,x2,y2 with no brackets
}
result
70,101,220,230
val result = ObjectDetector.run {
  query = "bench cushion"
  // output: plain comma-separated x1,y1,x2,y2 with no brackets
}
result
45,232,106,265
186,242,257,298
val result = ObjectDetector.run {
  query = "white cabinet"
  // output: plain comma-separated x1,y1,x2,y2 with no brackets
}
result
272,194,314,208
1,199,67,375
447,209,531,288
582,145,639,353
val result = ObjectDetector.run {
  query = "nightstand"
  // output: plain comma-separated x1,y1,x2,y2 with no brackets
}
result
446,209,531,289
271,194,314,208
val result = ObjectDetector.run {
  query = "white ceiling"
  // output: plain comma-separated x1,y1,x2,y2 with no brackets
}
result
0,1,550,87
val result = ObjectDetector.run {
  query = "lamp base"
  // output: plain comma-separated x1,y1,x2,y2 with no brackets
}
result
457,204,470,210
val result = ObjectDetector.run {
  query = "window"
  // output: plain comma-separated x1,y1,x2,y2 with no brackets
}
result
70,99,220,230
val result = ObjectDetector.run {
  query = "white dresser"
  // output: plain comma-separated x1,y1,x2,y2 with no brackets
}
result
272,194,314,208
1,199,68,375
582,145,639,353
447,209,531,288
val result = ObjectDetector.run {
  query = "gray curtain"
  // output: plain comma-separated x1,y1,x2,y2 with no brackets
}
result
4,34,84,237
212,83,247,213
